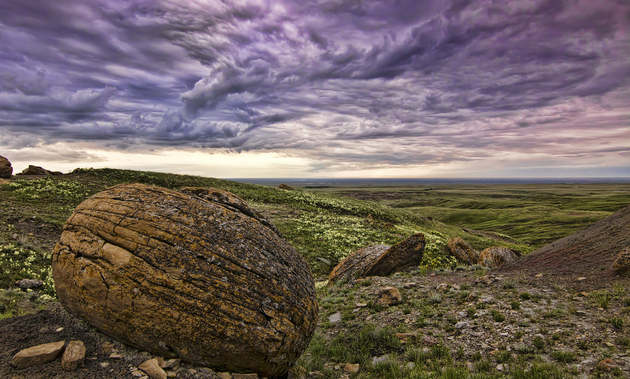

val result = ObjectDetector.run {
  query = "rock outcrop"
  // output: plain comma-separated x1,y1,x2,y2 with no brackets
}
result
447,237,478,264
365,233,425,276
613,247,630,274
0,155,12,178
477,247,519,268
278,184,294,190
328,245,389,285
328,233,425,285
52,183,318,378
17,165,61,176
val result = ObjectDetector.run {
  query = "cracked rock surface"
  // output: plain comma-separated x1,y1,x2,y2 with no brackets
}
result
51,183,318,378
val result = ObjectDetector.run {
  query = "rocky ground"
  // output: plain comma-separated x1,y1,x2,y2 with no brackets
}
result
1,268,628,378
305,269,629,378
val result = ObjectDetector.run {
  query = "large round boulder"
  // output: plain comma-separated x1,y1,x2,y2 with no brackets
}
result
52,183,317,378
478,246,519,268
0,155,12,178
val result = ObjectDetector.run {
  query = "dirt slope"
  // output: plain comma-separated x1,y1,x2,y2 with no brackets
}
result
500,205,630,278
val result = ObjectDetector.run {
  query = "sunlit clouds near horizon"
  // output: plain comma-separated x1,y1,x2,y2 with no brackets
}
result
1,0,629,178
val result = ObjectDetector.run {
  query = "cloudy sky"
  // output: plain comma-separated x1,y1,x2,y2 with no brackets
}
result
1,0,629,178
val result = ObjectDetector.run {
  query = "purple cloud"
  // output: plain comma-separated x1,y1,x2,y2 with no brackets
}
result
0,0,628,175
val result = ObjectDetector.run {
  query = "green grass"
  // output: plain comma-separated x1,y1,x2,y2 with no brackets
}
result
308,183,630,248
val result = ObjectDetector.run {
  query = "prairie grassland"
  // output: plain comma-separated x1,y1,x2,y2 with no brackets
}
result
306,183,630,248
1,169,629,378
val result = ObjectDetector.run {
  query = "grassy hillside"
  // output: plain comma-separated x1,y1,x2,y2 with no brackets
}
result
0,168,519,303
308,183,630,248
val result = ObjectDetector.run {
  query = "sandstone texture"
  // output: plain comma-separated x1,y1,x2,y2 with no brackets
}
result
447,237,478,264
139,358,167,379
477,247,519,268
375,287,402,307
328,244,389,285
0,155,12,178
11,340,66,369
328,233,425,285
61,340,85,371
179,187,282,237
365,233,425,277
613,247,630,273
52,183,318,378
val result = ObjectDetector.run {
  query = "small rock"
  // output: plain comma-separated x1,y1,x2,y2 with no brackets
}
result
15,278,44,290
534,273,543,278
451,284,461,291
166,371,177,378
329,312,342,323
403,282,417,289
375,287,402,306
422,335,438,346
476,275,496,286
406,362,415,370
372,354,389,366
496,364,504,371
161,358,180,369
455,321,468,329
343,363,360,374
580,291,589,297
139,358,168,379
217,373,232,379
109,352,123,359
613,247,630,273
100,362,110,368
131,368,146,377
436,283,448,291
61,340,85,371
11,341,66,369
596,358,623,372
465,361,474,371
355,303,368,308
102,342,115,353
577,277,587,281
395,333,415,342
55,327,64,332
316,257,331,265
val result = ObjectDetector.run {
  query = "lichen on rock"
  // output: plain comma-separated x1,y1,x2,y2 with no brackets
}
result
478,246,519,268
447,237,478,264
328,233,425,285
52,183,318,378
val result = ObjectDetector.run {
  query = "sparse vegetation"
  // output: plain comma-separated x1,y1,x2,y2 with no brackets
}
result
1,169,630,378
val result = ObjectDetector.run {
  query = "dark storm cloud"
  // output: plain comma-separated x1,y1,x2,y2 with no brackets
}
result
0,0,628,169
